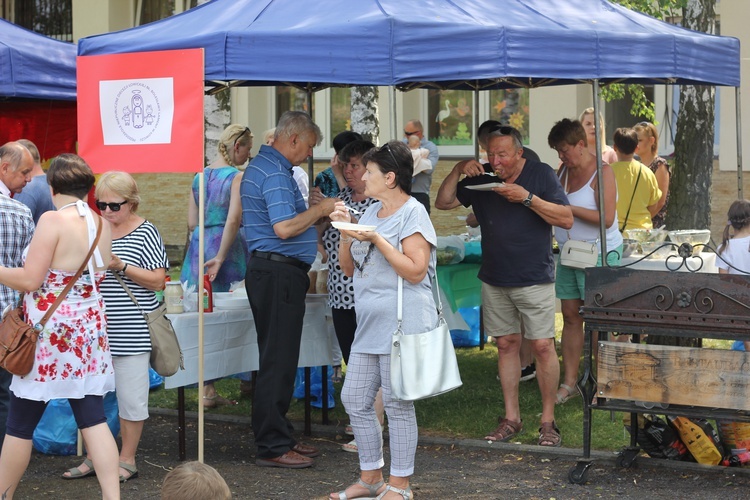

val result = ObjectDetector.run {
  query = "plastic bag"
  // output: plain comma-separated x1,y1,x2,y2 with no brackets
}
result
668,416,723,465
436,236,465,265
149,367,164,390
293,366,335,409
624,413,688,460
33,392,120,456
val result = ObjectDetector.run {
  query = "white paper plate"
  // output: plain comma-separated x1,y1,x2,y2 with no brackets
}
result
465,182,505,191
331,221,376,232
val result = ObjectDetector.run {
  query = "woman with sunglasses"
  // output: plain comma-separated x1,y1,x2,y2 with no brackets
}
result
328,141,437,500
63,170,168,483
633,121,670,228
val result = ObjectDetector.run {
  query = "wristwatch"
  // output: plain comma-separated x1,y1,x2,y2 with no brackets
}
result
522,192,533,207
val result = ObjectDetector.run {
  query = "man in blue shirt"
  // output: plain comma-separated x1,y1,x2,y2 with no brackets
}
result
241,111,338,469
14,139,54,225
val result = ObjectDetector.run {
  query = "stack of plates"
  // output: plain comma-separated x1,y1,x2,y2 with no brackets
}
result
213,292,249,310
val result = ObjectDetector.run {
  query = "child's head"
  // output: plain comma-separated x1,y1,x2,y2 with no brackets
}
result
407,134,421,149
161,462,231,500
720,199,750,254
612,127,638,158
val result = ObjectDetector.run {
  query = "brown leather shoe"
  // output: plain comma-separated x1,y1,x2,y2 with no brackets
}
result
255,450,313,469
291,442,321,458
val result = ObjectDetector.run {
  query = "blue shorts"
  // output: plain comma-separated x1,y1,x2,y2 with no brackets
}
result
555,244,622,300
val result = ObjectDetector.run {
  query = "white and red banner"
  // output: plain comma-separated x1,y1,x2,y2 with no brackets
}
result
77,49,204,174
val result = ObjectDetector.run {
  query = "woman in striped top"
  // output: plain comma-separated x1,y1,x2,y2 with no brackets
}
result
63,171,168,483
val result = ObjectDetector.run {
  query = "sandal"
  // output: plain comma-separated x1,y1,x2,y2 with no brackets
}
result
484,417,523,442
376,484,413,500
61,458,96,480
332,365,344,384
341,439,358,453
203,394,238,408
556,383,579,405
330,478,386,499
119,461,138,482
538,421,562,447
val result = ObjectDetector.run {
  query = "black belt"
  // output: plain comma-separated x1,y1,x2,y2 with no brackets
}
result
252,250,311,273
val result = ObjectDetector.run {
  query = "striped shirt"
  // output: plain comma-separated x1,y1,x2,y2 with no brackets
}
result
240,144,316,264
100,221,168,356
0,195,34,310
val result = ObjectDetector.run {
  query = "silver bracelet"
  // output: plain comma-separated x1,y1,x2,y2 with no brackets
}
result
340,236,354,244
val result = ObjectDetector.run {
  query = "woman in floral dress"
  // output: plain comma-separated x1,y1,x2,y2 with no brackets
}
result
0,154,120,500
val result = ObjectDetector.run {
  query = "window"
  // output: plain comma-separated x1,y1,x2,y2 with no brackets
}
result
4,0,72,41
330,87,352,138
275,87,314,123
426,90,474,146
488,89,530,145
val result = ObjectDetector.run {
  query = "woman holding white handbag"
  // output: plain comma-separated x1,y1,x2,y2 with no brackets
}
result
547,119,623,405
327,141,437,500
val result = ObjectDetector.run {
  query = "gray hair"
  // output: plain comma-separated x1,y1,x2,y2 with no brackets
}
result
274,111,322,146
17,139,40,164
0,142,31,171
488,128,523,150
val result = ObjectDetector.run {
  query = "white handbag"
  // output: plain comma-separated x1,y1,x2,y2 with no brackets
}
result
559,238,598,269
390,271,463,401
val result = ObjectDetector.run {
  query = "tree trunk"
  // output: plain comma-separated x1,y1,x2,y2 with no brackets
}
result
350,86,379,145
649,0,715,349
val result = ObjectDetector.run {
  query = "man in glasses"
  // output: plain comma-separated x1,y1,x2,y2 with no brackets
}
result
402,119,438,214
241,111,338,469
0,142,35,448
435,127,572,448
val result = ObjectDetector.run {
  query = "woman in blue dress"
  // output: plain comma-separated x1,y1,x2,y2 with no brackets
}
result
181,124,253,407
181,124,252,293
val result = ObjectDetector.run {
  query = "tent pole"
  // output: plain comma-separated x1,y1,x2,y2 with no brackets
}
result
736,87,744,199
474,88,480,160
391,87,398,141
306,86,314,186
592,80,608,260
197,171,205,463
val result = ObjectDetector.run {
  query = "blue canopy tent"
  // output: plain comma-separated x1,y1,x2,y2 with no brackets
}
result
78,0,739,90
0,18,77,158
0,17,76,100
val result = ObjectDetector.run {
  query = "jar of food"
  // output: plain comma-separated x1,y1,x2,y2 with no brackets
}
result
164,282,184,314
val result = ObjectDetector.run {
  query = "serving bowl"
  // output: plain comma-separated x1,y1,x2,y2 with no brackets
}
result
639,241,677,259
624,228,669,244
668,229,711,252
621,238,638,258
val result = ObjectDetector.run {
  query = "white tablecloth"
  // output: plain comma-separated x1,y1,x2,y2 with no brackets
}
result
164,294,332,389
619,251,717,273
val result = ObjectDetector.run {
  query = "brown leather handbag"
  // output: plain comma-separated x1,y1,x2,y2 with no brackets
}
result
0,219,102,376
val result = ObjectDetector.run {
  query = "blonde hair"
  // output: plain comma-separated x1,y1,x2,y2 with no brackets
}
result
579,107,607,151
633,121,659,156
263,128,276,146
219,124,253,166
95,171,141,212
161,462,231,500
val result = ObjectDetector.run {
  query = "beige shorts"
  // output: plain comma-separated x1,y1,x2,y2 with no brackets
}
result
481,282,556,339
113,352,150,421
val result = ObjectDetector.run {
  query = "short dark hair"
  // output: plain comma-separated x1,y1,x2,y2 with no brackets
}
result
339,140,375,164
47,153,95,199
332,131,363,155
613,128,638,155
362,141,413,194
477,120,502,148
547,118,587,149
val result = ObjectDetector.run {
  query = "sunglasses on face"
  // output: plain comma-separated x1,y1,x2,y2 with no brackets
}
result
404,130,418,136
96,200,128,212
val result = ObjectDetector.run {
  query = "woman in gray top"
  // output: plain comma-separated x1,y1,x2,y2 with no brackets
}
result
328,141,437,500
